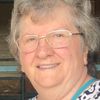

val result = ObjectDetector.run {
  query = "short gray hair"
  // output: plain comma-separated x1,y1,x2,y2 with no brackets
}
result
8,0,100,75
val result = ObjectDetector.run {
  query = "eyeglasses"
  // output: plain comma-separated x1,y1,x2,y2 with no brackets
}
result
16,29,83,53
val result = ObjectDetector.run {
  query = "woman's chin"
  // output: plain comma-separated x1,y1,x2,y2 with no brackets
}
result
35,77,64,89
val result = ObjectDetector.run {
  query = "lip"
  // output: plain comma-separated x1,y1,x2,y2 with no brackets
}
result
37,63,60,70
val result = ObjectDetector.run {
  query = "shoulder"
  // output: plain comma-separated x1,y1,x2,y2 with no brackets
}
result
90,79,100,92
78,79,100,100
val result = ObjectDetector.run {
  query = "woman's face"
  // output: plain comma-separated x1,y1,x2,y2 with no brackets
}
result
18,7,88,88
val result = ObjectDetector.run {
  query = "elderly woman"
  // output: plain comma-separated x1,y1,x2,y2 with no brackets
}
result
8,0,100,100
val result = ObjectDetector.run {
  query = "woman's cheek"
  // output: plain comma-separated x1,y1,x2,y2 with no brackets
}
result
19,53,36,69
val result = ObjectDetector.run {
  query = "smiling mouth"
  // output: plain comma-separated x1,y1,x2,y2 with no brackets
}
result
37,63,60,70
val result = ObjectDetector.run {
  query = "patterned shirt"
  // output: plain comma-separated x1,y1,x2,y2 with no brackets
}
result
72,78,100,100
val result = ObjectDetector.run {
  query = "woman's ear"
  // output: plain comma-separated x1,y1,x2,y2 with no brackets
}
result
83,47,89,65
21,65,25,72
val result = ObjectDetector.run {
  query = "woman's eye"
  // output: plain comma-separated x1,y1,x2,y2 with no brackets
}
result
29,37,36,41
55,33,65,37
25,37,36,43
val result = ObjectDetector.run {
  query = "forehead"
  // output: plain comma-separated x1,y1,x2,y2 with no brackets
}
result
19,6,78,36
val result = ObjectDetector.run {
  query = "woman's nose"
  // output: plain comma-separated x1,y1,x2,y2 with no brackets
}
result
36,38,54,59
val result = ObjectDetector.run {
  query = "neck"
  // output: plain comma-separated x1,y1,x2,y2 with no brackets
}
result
36,67,91,100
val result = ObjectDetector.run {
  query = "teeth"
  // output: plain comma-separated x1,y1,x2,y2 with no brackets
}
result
37,63,59,69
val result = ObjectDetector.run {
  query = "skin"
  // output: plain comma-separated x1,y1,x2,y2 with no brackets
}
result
18,6,91,100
